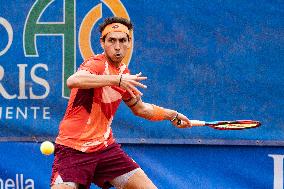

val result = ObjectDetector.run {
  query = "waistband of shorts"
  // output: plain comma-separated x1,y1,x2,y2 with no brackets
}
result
55,140,118,153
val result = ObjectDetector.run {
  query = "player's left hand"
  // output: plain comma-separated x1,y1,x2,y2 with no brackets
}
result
171,112,192,128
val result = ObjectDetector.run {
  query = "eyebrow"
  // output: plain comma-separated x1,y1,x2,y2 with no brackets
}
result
108,37,127,41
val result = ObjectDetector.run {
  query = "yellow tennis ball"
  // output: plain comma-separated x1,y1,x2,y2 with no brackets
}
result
40,141,55,155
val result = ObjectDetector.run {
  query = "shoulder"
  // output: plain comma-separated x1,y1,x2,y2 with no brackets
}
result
82,54,105,67
79,54,106,74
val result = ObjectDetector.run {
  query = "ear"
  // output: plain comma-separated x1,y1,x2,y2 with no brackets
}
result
100,38,105,50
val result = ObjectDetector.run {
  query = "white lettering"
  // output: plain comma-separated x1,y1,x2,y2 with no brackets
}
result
30,106,40,119
18,64,28,99
43,107,50,119
29,63,50,99
0,174,34,189
0,106,51,120
25,179,34,189
269,154,284,189
0,17,13,56
0,65,17,99
5,107,13,119
0,64,50,100
5,178,15,188
16,107,27,119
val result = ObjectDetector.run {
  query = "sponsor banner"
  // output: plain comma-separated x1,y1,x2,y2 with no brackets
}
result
0,0,283,143
0,142,283,189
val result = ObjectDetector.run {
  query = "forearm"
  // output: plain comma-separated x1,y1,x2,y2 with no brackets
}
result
133,102,177,121
127,97,191,127
67,74,120,89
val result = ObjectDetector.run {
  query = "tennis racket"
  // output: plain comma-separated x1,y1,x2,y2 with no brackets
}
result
189,120,261,130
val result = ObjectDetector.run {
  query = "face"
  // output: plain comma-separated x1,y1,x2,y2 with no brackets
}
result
100,32,130,65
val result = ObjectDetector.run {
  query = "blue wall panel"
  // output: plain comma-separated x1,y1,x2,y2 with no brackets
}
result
0,0,283,144
0,142,283,189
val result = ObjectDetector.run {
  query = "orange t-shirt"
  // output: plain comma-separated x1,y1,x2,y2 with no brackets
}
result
55,54,130,152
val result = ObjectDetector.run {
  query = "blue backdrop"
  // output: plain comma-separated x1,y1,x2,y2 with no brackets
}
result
0,142,283,189
0,1,283,144
0,1,284,188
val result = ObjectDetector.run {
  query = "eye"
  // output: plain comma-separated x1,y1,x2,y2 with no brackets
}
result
108,38,115,43
120,38,127,43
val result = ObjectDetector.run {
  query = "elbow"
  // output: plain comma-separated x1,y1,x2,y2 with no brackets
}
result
132,107,147,118
132,109,140,117
66,75,79,89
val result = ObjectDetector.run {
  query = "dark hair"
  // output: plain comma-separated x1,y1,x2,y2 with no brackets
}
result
99,17,133,41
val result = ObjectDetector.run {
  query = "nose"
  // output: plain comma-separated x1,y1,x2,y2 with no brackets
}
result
114,41,120,50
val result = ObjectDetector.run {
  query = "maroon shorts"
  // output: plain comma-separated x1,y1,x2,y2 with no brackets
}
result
50,143,139,189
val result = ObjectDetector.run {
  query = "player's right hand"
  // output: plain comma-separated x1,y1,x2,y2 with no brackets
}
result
119,72,147,98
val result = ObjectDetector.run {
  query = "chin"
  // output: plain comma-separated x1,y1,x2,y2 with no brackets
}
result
112,57,123,63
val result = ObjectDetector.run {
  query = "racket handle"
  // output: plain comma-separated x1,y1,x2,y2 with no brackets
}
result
190,120,206,126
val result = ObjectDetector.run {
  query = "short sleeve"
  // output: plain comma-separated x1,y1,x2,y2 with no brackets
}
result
79,57,105,75
123,65,130,75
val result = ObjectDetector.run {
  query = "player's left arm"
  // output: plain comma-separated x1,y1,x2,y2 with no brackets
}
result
123,95,192,128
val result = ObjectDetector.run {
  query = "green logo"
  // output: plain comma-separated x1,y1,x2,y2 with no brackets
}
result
24,0,75,98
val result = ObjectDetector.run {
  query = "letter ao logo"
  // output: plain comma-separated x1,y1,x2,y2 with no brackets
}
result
24,0,133,98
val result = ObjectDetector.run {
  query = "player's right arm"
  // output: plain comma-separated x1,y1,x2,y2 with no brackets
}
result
67,70,147,98
67,70,119,89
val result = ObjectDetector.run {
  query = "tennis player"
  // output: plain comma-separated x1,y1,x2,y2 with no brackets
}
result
51,16,192,189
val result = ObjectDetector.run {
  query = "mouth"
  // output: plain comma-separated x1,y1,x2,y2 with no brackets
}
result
115,53,122,58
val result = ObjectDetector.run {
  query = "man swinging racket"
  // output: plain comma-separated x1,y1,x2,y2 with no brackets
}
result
50,16,192,189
